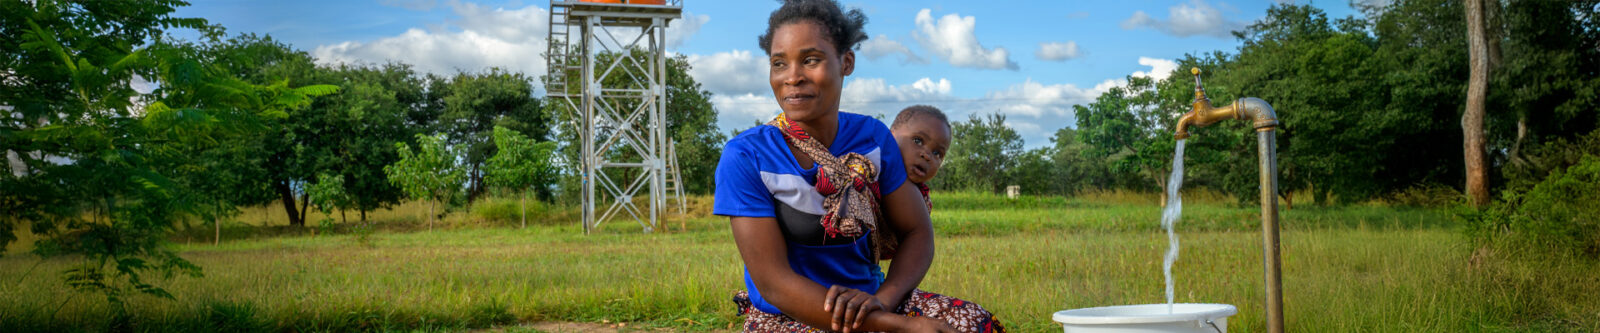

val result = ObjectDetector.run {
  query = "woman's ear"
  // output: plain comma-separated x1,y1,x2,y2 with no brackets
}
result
840,50,855,76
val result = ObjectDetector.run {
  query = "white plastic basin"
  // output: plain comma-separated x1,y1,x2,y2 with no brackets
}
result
1052,303,1237,333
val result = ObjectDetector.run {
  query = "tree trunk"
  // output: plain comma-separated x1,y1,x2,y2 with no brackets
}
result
1464,0,1492,207
340,209,347,224
1154,174,1168,208
297,192,311,227
1282,191,1294,210
274,179,304,227
520,191,527,229
428,200,436,231
361,209,368,223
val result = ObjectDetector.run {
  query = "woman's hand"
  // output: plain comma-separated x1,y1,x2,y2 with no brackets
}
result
898,317,959,333
824,285,886,332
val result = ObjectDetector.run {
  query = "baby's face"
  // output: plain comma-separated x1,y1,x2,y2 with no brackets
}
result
893,116,951,184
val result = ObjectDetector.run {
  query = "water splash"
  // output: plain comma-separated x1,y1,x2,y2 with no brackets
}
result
1162,140,1187,314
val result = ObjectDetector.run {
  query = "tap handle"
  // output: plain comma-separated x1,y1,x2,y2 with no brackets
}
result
1191,67,1203,90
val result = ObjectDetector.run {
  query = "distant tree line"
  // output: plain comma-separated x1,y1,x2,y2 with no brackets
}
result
933,1,1599,210
1,0,724,309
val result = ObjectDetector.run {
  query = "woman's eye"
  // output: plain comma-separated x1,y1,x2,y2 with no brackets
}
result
804,57,821,66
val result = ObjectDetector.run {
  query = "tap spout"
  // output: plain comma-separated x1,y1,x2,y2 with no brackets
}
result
1173,68,1279,140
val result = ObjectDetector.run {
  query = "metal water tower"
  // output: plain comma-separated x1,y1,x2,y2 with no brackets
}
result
546,0,686,233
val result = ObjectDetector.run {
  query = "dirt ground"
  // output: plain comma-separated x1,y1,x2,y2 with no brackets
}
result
476,321,738,333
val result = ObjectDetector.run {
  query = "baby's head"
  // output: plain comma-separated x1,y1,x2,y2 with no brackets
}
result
891,105,952,184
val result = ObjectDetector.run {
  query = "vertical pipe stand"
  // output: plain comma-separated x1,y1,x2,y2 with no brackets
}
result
1257,129,1284,333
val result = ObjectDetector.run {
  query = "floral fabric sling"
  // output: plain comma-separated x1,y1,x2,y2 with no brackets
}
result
767,115,897,259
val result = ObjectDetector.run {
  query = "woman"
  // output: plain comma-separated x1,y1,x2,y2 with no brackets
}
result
712,1,1004,332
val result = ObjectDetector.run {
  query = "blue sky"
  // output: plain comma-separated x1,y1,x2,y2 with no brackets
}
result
176,0,1372,148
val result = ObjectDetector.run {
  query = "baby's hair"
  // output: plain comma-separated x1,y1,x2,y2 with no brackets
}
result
757,0,869,54
892,105,950,131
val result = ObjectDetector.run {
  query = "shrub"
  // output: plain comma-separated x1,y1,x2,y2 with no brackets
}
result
1385,185,1464,208
1465,155,1600,258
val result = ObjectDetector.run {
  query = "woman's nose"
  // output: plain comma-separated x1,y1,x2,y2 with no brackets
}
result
783,67,804,86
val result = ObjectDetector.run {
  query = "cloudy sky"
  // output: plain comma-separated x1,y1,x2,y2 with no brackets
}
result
177,0,1366,148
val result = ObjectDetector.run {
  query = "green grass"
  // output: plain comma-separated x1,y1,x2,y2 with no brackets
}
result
1,191,1595,332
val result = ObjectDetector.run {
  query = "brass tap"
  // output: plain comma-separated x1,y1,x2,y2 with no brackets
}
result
1174,67,1279,139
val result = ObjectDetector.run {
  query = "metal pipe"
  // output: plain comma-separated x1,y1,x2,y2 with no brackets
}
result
1258,129,1284,333
1173,68,1284,333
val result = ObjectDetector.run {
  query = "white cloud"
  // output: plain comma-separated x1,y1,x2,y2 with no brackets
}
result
841,77,954,116
983,79,1110,118
858,35,926,64
667,12,709,49
313,3,708,91
1035,41,1082,61
911,9,1018,70
313,2,550,81
1120,0,1245,38
712,93,779,134
1131,57,1180,81
686,50,769,96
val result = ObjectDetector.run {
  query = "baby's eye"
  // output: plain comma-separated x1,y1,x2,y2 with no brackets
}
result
933,150,944,158
912,137,923,146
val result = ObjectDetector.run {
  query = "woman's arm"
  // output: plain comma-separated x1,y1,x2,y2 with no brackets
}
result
731,216,913,332
874,181,936,309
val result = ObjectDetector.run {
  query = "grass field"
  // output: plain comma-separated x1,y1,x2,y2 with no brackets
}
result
1,192,1596,332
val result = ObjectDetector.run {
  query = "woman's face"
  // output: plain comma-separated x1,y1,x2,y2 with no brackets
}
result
768,20,854,123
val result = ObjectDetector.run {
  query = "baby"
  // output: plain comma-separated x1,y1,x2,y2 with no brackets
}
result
889,105,952,208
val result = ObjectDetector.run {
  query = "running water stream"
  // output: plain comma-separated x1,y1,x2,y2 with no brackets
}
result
1161,139,1187,314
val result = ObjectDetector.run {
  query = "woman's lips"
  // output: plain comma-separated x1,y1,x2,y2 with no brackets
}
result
782,93,815,105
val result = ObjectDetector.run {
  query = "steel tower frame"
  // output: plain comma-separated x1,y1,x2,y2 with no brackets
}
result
547,0,684,233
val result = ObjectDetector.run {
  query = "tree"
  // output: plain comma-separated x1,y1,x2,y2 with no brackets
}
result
431,69,546,202
306,173,354,224
1463,0,1495,207
1073,75,1182,202
935,113,1023,193
310,63,428,222
485,126,558,228
1047,127,1113,195
1,0,333,310
385,133,465,230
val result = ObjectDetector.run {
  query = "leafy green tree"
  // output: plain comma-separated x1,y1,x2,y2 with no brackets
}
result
1073,75,1183,202
485,126,558,228
431,69,546,202
306,173,354,223
934,113,1023,193
1047,127,1113,195
309,63,428,222
1489,0,1600,189
662,53,727,194
1225,4,1411,204
1,0,333,310
386,133,465,230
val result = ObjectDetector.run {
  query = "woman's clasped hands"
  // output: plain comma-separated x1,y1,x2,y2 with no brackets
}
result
823,285,957,333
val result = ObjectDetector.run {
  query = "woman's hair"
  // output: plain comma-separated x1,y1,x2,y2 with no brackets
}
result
757,0,869,55
892,105,950,131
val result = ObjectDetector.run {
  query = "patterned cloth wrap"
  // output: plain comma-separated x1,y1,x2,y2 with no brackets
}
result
733,290,1006,333
768,116,897,260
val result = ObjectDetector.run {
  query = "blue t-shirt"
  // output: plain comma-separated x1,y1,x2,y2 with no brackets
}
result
712,112,908,315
